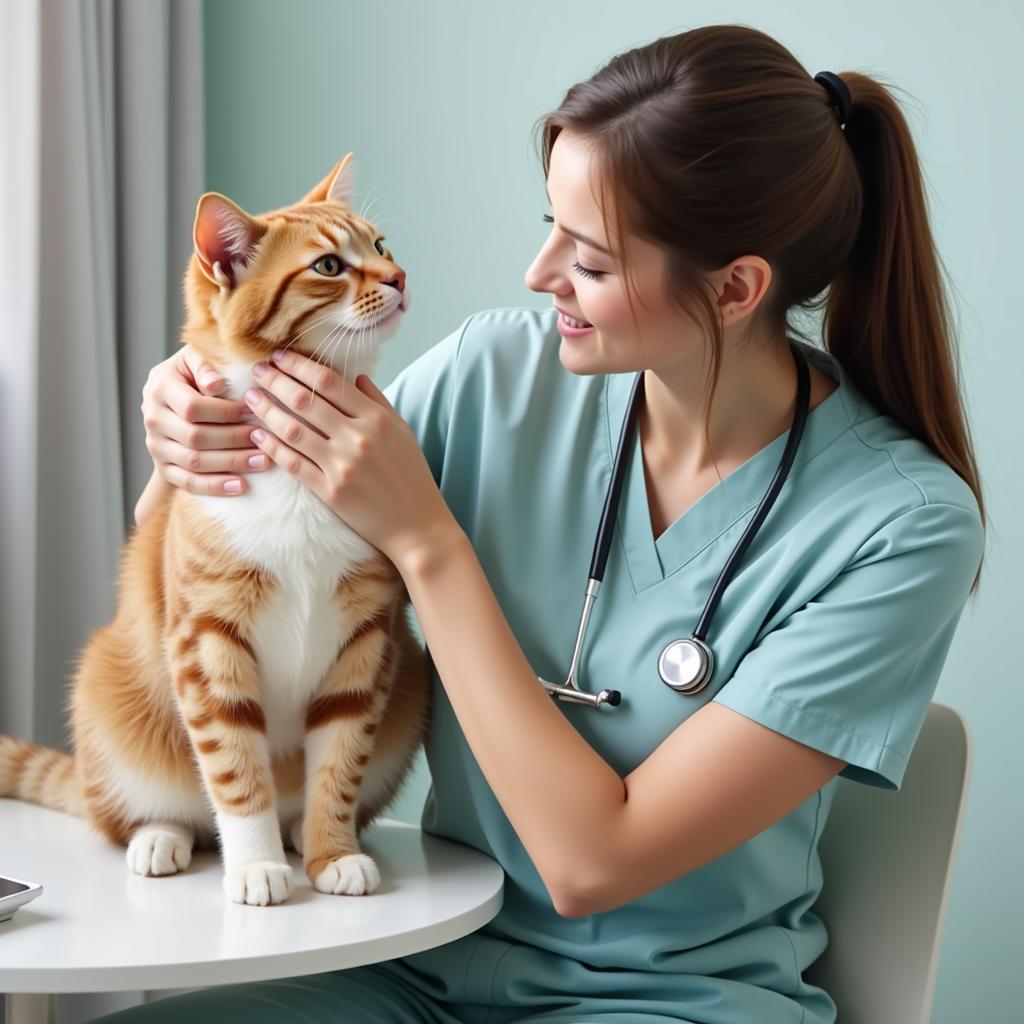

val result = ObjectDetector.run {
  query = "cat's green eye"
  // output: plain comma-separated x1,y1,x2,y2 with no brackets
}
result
374,238,386,256
312,255,344,277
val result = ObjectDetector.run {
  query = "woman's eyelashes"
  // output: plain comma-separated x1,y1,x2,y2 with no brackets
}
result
571,260,603,281
542,213,605,280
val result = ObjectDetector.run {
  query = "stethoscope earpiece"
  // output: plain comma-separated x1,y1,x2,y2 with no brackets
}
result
538,339,811,709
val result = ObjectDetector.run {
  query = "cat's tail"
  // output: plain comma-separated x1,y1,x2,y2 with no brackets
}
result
0,736,83,816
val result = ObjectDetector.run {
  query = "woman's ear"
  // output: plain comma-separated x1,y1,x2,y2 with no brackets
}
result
192,192,266,289
300,152,355,207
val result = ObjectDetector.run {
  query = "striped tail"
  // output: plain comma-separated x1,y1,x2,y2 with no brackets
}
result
0,735,83,816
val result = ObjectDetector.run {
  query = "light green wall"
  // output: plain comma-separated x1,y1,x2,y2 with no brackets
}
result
204,1,1019,1018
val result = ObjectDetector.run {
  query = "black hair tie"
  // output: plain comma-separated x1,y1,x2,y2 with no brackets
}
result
814,71,853,129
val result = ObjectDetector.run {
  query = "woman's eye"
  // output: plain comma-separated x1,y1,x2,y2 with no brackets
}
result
374,238,386,256
542,214,604,280
572,260,603,280
312,255,345,277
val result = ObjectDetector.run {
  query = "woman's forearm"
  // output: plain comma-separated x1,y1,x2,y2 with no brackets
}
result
396,526,627,917
134,467,174,527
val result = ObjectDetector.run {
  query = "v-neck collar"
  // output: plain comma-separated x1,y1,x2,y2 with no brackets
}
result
601,338,864,594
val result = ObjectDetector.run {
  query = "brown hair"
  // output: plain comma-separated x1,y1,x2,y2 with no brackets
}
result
532,24,986,595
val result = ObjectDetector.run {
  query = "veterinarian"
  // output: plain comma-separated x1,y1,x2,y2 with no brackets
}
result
97,25,986,1024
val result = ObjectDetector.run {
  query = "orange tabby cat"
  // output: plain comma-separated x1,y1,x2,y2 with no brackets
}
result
0,153,432,906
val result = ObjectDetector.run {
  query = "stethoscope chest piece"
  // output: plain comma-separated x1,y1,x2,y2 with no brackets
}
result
658,636,714,694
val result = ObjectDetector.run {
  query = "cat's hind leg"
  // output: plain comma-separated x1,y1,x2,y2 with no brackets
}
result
126,822,194,876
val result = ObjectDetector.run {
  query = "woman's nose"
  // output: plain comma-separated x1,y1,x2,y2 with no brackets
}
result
525,257,564,295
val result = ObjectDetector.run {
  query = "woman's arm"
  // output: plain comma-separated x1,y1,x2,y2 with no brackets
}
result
398,528,847,921
397,527,629,919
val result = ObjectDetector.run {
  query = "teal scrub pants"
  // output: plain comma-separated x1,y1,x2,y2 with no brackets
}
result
91,961,698,1023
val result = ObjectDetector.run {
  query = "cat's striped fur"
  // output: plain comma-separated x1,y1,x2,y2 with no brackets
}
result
0,153,431,905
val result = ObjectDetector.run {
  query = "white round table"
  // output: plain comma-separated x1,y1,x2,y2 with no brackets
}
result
0,799,505,1024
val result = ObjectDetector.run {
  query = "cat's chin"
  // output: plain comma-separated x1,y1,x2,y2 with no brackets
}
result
258,300,406,382
360,304,404,347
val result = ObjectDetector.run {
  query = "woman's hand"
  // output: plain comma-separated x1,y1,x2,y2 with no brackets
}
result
242,348,460,570
141,345,271,495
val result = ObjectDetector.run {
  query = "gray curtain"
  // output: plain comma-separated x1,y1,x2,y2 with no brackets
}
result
0,1,203,1020
0,0,204,749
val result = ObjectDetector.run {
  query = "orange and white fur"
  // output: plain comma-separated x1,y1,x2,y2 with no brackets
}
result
0,153,432,906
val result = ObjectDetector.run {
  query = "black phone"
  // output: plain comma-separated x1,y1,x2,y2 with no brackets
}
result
0,874,43,922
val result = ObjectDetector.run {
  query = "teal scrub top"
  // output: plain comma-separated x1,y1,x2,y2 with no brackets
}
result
376,306,985,1024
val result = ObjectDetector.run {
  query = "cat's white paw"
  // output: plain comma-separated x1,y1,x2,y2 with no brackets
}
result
287,817,304,856
313,853,380,896
126,825,193,876
223,861,294,906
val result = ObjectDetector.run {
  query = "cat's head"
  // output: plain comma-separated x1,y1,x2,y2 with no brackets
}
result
182,152,407,379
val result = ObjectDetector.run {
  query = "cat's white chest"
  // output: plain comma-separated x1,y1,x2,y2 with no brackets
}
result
191,468,377,752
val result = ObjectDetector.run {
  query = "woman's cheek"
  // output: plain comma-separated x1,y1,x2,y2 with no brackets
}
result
584,286,624,332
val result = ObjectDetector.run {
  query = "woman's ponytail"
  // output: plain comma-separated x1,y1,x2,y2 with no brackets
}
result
828,73,986,593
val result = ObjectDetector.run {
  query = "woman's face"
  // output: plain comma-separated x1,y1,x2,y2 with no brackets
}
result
524,129,770,380
523,129,694,377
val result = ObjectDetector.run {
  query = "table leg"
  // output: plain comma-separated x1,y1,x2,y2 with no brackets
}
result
5,994,55,1024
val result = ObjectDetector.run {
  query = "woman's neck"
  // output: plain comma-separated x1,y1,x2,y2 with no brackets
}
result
640,336,833,480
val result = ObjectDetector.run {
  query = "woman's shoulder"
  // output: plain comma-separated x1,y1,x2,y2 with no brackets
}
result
798,341,981,527
802,358,984,595
447,305,596,419
384,305,587,480
834,388,981,526
456,305,561,369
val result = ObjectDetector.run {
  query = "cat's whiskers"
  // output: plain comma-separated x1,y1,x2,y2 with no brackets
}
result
357,180,386,221
346,330,367,397
362,200,389,227
279,308,347,355
361,192,391,230
310,320,358,405
332,322,361,394
306,321,349,396
308,317,344,364
352,318,370,388
362,201,387,227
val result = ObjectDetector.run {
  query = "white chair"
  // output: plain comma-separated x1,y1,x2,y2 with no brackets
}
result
804,701,973,1024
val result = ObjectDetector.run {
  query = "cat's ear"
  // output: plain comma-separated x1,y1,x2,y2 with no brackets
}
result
193,192,266,289
300,153,354,207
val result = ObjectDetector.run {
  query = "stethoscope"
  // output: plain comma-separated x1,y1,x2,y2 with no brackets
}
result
537,338,811,708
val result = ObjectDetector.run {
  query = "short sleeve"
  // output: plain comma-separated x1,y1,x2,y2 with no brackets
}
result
712,501,985,790
382,314,472,484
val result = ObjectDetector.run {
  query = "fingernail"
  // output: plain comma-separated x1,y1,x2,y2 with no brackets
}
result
251,362,267,377
271,349,285,362
201,373,221,388
250,428,266,443
223,480,242,493
244,388,261,406
248,454,267,469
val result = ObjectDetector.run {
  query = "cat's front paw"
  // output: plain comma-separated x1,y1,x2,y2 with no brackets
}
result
223,861,294,906
311,853,380,896
126,825,193,877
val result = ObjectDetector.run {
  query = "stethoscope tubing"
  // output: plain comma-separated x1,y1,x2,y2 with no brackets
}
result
538,339,811,709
